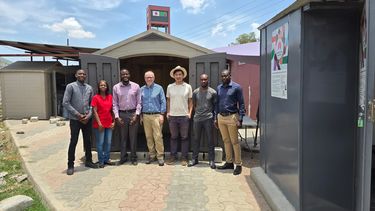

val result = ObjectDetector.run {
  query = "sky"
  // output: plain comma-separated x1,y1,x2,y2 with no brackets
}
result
0,0,295,61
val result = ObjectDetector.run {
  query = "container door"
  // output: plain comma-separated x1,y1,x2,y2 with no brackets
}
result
189,53,226,153
357,1,374,210
79,53,119,92
79,53,121,151
189,53,227,90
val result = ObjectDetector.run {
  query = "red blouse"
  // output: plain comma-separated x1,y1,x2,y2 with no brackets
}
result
91,94,113,128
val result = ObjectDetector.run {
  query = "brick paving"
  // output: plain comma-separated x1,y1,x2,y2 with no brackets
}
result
5,120,270,211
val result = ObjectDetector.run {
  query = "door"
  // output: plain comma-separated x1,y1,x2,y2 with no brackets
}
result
80,53,119,92
79,53,121,151
189,53,226,153
356,1,373,210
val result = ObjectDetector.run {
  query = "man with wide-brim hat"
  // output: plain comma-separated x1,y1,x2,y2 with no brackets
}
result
169,65,188,78
165,65,192,166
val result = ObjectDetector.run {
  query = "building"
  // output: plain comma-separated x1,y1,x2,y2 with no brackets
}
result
255,0,374,210
213,42,260,120
0,61,67,119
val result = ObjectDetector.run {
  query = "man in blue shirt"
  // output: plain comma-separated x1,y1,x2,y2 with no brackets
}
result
215,70,245,175
141,70,167,166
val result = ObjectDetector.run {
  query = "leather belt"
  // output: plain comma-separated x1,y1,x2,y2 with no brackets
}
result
142,112,161,115
119,109,136,113
219,112,237,116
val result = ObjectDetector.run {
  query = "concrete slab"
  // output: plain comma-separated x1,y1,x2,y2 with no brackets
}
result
251,167,295,211
5,120,270,211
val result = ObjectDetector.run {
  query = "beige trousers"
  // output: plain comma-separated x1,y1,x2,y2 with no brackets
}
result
143,114,164,160
218,114,242,166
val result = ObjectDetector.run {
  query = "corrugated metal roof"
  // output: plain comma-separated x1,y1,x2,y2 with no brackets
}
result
0,40,99,60
212,42,260,57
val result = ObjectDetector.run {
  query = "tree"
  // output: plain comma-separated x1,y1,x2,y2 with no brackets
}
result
233,32,259,45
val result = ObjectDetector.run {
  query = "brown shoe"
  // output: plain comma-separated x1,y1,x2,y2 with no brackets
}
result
166,156,176,165
181,159,188,166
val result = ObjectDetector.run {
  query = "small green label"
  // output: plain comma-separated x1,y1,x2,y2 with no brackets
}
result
358,118,364,128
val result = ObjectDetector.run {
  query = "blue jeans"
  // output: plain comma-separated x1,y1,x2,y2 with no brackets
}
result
94,128,113,164
168,116,190,159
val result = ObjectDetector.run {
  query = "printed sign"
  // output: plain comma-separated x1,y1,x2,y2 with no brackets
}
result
271,23,288,99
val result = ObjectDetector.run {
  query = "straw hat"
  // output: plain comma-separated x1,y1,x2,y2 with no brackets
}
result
170,66,187,79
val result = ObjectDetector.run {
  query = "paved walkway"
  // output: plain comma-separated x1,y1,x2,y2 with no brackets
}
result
5,120,270,211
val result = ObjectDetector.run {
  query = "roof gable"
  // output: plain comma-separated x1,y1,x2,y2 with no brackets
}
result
94,29,214,58
137,33,170,41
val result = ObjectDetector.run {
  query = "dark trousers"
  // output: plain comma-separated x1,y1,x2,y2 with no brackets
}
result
192,118,215,161
119,111,139,161
168,116,190,159
68,119,92,168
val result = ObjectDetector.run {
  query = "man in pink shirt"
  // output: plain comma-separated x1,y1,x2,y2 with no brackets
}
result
113,69,141,165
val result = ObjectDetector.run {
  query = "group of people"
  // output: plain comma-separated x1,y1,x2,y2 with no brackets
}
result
62,66,245,176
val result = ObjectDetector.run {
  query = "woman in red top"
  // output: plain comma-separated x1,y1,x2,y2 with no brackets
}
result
92,80,115,168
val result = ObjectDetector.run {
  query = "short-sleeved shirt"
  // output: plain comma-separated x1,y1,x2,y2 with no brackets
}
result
166,82,192,116
193,87,217,122
91,94,113,128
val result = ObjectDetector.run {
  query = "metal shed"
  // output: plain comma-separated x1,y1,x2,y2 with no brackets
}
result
257,0,374,210
0,61,66,119
81,29,229,153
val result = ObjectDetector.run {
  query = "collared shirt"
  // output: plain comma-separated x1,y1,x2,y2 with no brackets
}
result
166,82,192,116
62,81,93,120
193,87,216,122
141,83,166,114
112,81,141,118
216,81,245,121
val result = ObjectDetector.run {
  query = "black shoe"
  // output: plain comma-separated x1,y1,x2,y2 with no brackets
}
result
116,158,128,166
104,161,115,166
145,157,157,164
158,159,164,166
233,166,242,175
85,161,99,169
131,160,138,166
187,159,198,167
98,163,105,168
209,161,216,169
217,162,234,170
66,167,74,175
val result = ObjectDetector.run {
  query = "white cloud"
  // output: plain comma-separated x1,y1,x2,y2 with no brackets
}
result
45,17,95,39
251,22,260,39
210,15,239,37
0,1,40,23
180,0,212,14
211,23,225,36
77,0,123,10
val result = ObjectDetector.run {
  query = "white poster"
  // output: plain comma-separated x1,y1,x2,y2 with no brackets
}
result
271,23,288,99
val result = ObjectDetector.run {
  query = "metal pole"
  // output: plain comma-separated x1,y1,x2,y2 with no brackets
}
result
52,71,57,117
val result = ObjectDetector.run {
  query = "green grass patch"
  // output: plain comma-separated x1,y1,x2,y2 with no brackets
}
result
0,123,48,211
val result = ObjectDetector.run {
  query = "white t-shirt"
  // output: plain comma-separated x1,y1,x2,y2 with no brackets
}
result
166,82,193,116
